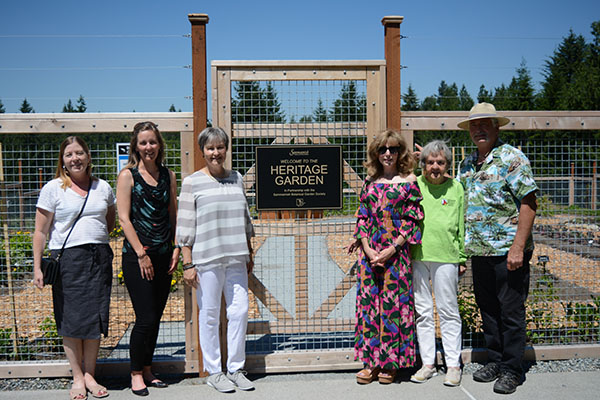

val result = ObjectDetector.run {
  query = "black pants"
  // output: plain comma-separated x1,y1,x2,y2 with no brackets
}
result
471,252,531,375
122,251,172,371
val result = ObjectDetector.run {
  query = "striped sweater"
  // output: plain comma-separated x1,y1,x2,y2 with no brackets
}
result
176,170,254,269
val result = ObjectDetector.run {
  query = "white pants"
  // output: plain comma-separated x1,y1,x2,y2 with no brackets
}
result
413,260,462,367
196,263,249,375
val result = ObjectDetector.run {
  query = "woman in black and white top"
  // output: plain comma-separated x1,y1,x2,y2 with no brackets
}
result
33,136,115,400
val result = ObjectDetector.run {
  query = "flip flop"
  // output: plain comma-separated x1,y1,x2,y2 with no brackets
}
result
87,384,109,398
69,388,88,400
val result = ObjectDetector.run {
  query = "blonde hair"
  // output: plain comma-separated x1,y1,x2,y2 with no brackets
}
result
55,136,94,189
364,130,415,179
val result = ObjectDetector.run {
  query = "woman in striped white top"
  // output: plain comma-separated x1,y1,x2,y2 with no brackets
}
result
176,127,255,393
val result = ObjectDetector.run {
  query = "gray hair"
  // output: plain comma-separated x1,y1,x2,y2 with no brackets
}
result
197,127,229,151
419,140,452,169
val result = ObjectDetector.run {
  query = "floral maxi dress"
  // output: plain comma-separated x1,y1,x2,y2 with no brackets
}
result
353,180,423,370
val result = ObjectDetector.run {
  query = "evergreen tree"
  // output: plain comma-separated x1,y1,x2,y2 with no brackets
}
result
169,104,177,112
312,99,328,122
539,29,587,109
402,84,420,111
458,84,474,110
20,98,34,113
62,99,76,113
420,96,438,111
436,81,460,110
0,99,5,113
262,82,284,123
505,60,536,110
569,20,600,110
492,84,509,110
477,85,493,104
231,81,285,123
331,81,366,122
76,95,87,113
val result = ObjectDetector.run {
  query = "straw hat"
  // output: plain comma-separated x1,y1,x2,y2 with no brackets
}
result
457,102,510,130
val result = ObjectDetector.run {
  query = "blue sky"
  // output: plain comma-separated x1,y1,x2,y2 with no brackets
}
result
0,0,598,114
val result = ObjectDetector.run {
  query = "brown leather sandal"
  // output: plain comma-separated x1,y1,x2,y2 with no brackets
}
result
378,369,397,384
356,366,381,384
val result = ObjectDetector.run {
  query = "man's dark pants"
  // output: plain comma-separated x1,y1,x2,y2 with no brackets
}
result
472,251,532,376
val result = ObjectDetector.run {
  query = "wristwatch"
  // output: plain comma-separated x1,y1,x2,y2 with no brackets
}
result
394,243,402,254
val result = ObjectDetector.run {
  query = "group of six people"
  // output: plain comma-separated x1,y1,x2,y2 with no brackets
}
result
32,102,536,397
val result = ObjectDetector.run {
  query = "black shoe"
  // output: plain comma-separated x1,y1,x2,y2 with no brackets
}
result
473,362,500,383
493,371,520,394
131,387,149,396
145,379,168,388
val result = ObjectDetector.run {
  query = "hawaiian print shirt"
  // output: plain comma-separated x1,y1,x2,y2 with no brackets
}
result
458,141,538,257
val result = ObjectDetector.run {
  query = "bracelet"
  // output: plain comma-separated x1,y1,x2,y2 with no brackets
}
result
137,252,147,259
182,262,195,270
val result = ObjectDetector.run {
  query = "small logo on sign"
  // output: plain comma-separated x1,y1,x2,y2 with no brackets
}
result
296,198,306,207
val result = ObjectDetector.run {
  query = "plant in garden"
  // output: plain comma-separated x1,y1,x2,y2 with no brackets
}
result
564,295,600,341
0,231,33,284
526,262,563,344
457,286,480,337
170,261,184,292
0,328,12,359
38,317,63,353
110,223,124,238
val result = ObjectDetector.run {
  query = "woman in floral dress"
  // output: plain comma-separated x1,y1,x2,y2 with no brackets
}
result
352,130,423,384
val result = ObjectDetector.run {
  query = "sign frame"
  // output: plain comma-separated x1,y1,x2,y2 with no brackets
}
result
255,145,343,211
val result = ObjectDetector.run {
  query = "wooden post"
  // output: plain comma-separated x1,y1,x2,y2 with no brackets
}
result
569,163,575,207
381,16,404,139
187,13,209,377
0,143,19,356
18,160,23,229
295,235,309,320
592,161,597,210
188,13,209,172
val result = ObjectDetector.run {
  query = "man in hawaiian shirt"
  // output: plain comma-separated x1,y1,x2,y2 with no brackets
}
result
457,103,538,395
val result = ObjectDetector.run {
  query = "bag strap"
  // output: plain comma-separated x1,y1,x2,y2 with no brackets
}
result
56,180,92,260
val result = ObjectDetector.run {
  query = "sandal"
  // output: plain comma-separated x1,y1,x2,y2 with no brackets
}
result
87,384,109,398
70,388,88,400
378,369,397,384
356,366,381,384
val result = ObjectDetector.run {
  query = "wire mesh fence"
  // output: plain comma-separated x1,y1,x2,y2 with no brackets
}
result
231,79,367,357
415,130,600,348
0,109,598,370
0,132,185,363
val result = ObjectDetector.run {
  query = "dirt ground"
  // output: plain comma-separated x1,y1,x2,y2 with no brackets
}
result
1,216,598,356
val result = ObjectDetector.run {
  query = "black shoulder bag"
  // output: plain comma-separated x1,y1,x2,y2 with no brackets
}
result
41,182,91,285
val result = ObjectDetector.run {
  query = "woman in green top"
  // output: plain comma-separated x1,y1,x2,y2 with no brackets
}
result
410,140,466,387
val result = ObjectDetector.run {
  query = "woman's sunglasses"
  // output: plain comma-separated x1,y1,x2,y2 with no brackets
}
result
378,146,400,155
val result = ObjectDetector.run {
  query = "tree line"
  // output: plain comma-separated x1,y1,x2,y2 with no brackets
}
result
403,20,600,112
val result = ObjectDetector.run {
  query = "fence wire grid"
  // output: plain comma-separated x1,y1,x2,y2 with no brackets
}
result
0,108,599,368
0,132,185,363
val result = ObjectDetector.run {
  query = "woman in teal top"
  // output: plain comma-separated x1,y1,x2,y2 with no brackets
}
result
117,121,179,396
410,140,466,387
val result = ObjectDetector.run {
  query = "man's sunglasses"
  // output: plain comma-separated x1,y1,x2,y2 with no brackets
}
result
378,146,400,155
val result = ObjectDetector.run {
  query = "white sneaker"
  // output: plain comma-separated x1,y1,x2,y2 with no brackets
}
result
444,367,462,387
207,372,235,393
410,365,438,383
227,370,255,391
